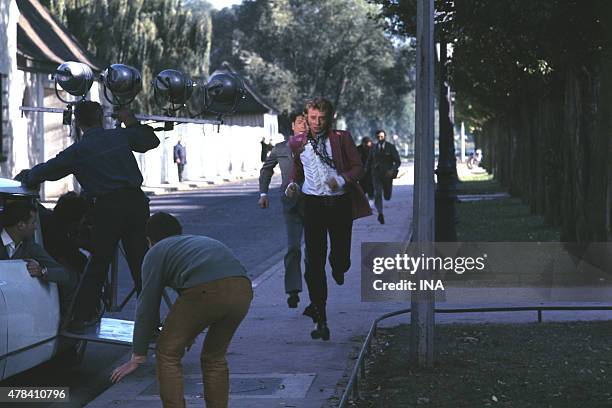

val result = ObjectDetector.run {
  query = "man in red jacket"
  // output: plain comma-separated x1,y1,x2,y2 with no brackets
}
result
286,97,371,340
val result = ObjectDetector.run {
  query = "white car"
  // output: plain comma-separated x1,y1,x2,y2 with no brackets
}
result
0,178,134,380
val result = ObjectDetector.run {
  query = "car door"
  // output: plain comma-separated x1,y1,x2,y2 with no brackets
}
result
0,260,59,380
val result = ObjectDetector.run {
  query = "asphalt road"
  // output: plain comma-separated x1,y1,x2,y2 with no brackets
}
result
0,175,290,407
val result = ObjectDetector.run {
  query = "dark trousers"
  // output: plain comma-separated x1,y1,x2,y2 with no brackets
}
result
177,163,185,182
72,189,150,321
359,170,373,199
303,194,353,309
282,201,304,294
372,173,393,215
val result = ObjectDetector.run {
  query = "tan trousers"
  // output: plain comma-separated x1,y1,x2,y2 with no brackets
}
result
156,276,253,408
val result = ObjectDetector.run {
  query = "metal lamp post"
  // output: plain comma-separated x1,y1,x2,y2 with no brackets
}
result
410,0,436,369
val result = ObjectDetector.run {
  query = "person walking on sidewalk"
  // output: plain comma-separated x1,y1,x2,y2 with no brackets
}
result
366,129,401,224
173,139,187,182
17,101,160,332
356,136,374,200
258,112,307,308
286,97,371,341
110,212,252,408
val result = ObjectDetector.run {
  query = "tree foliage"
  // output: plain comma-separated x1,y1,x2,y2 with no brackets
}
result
42,0,415,139
210,0,415,139
376,0,612,241
42,0,213,113
374,0,606,131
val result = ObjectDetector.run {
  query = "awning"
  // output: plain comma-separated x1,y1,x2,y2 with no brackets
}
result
16,0,102,73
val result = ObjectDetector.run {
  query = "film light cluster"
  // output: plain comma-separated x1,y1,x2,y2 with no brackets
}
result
51,61,245,126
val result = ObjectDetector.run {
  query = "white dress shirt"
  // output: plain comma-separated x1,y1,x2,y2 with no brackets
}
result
300,138,346,196
1,229,21,258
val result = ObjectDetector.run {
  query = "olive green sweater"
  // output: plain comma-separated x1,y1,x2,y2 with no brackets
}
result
133,234,248,355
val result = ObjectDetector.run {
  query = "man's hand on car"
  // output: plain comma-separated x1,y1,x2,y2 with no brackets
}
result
24,259,45,279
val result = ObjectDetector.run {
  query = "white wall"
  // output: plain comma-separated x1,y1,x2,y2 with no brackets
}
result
0,7,48,186
40,75,78,197
0,0,11,73
0,0,19,178
138,116,275,185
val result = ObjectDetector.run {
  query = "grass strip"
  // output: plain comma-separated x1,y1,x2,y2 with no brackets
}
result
455,173,560,242
356,322,612,408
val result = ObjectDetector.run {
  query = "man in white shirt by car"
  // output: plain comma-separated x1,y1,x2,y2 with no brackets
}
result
0,200,76,314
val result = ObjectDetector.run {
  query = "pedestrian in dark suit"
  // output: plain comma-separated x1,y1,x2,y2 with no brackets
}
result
286,97,371,341
259,112,307,308
173,139,187,182
18,101,160,332
366,129,401,224
0,201,76,315
356,136,374,199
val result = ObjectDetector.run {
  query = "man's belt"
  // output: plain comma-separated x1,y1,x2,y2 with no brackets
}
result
94,187,143,201
304,193,348,207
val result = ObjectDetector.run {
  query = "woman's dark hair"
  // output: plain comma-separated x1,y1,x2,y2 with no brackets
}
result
289,111,304,124
146,212,182,243
54,192,89,224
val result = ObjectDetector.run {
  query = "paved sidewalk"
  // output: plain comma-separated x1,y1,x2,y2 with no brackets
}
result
141,171,262,196
87,171,414,407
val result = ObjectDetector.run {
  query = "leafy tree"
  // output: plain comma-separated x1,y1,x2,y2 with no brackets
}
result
210,0,415,139
42,0,213,114
375,0,605,132
43,0,416,142
375,0,611,241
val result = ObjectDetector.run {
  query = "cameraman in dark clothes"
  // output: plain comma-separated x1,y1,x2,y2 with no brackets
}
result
18,100,160,332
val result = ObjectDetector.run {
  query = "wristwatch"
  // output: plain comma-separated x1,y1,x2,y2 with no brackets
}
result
41,266,48,278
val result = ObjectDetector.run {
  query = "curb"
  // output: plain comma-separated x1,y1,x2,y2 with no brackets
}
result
141,173,261,196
